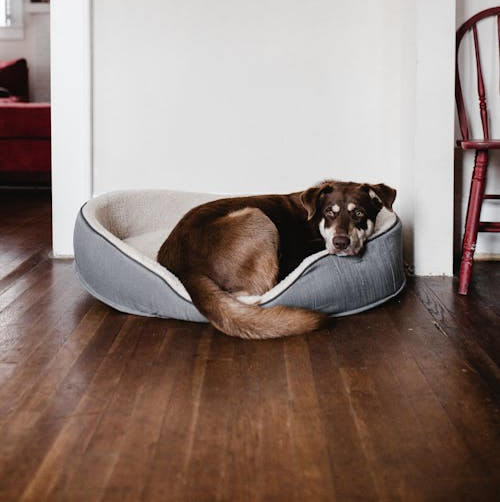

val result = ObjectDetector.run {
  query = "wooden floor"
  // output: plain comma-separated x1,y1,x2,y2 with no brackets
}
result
0,189,499,502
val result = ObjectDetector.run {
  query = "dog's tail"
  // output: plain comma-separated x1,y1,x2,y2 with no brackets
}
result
183,274,329,339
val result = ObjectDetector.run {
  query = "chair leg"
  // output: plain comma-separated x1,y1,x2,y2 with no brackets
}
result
458,150,488,295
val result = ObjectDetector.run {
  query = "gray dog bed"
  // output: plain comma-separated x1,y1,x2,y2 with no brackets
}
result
74,190,406,322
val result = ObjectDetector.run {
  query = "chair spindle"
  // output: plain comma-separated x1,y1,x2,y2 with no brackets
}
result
473,24,490,139
498,15,500,94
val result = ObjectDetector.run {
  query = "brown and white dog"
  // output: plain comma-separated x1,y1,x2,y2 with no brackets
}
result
157,180,396,339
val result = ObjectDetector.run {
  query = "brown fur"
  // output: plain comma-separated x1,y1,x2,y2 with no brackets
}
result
157,181,396,339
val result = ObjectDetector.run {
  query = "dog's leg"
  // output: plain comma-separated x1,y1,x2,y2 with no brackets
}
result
208,207,280,296
159,202,329,339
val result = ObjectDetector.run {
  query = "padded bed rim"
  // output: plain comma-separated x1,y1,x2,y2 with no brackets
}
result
77,206,196,307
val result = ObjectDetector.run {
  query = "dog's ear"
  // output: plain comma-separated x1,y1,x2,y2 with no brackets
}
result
300,183,333,220
362,183,397,210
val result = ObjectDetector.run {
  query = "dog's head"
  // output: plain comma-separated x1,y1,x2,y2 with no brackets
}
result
301,180,396,256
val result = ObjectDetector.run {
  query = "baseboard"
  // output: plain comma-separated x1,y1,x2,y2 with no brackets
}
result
474,254,500,262
49,251,74,260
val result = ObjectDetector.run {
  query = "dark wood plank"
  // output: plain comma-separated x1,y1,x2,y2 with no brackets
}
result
248,339,302,502
0,249,49,295
283,336,336,501
386,284,500,497
414,273,500,383
0,306,123,501
175,332,237,501
99,324,208,502
308,331,381,501
23,316,143,502
139,325,213,502
471,261,500,316
44,318,167,502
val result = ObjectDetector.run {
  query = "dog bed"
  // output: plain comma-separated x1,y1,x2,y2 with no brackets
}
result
74,190,406,322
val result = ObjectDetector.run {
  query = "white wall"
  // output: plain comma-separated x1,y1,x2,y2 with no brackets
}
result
411,0,456,275
93,0,404,196
51,0,92,257
0,5,50,101
52,0,457,276
456,0,500,257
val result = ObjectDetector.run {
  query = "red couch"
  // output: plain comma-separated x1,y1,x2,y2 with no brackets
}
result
0,59,51,186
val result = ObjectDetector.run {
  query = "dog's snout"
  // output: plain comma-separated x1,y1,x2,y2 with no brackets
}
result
332,235,350,251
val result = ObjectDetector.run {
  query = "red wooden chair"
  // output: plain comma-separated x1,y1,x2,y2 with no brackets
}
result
455,7,500,295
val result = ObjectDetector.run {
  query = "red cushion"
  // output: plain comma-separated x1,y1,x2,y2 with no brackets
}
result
0,95,23,104
0,59,29,101
0,103,51,137
0,139,51,174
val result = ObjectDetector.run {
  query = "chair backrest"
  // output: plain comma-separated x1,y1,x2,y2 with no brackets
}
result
456,7,500,141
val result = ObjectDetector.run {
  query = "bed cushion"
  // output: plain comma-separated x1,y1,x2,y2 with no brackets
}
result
74,190,406,321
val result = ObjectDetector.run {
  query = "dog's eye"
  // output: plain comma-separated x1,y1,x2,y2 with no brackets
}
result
325,207,336,218
352,208,365,219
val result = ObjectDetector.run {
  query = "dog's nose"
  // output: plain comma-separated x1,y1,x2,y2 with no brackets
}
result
333,235,350,250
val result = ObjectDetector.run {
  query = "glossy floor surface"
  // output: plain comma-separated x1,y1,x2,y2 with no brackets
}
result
0,190,499,501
